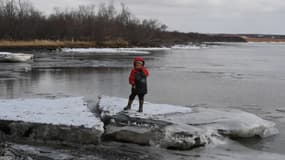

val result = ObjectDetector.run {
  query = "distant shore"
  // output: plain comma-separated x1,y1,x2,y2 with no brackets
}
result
0,36,284,51
0,38,243,51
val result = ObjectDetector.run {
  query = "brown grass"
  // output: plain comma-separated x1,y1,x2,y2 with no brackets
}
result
0,40,97,48
242,37,285,42
0,39,131,48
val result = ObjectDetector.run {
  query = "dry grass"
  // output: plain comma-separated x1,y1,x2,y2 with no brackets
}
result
99,39,129,48
242,37,285,42
0,40,97,48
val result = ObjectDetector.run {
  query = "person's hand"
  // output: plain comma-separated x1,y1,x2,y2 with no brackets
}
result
132,85,136,89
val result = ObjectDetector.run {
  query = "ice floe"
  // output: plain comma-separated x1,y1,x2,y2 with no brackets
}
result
0,97,103,130
95,96,279,149
0,52,33,62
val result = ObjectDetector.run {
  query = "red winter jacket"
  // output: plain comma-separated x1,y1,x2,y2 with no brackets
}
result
129,67,149,85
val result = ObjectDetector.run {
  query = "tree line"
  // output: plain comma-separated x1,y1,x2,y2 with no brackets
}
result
0,0,245,46
0,0,167,42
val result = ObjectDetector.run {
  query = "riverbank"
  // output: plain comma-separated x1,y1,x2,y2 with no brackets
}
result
242,37,285,42
0,40,121,51
0,34,245,51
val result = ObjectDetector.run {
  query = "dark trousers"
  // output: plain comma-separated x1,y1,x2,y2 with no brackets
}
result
129,88,145,101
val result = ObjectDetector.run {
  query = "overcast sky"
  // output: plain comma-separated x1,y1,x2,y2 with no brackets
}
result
29,0,285,34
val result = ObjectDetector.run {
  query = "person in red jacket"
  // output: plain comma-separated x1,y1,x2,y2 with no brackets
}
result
124,57,149,112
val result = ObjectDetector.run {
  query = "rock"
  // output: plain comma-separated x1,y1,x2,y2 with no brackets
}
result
0,143,33,160
96,96,279,150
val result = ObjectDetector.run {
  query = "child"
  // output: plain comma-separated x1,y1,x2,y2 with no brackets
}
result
124,57,149,112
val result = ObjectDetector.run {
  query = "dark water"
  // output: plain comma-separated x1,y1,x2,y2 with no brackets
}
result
1,42,285,159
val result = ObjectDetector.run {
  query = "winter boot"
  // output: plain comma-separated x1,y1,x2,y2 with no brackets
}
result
138,99,144,112
124,99,133,110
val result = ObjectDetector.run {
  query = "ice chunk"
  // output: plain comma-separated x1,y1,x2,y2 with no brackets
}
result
0,52,12,55
0,97,103,130
163,108,279,138
93,96,279,150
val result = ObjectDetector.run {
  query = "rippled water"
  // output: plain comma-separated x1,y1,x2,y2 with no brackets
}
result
1,42,285,159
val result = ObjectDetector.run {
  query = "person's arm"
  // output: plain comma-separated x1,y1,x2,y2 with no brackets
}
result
129,70,135,85
142,67,149,77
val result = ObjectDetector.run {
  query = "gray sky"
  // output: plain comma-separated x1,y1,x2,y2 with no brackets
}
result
29,0,285,34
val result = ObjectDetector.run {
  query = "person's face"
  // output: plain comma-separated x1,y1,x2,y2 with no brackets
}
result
135,62,143,69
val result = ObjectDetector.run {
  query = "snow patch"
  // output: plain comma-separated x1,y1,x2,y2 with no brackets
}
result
97,96,192,118
121,47,171,51
0,97,103,131
171,44,207,50
61,48,151,54
0,52,12,55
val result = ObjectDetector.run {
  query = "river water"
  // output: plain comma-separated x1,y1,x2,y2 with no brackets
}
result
1,42,285,159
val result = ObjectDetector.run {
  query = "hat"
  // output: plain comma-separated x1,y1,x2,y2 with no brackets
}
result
133,57,145,66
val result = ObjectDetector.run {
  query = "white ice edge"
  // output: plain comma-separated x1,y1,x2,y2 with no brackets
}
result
171,44,208,50
0,97,104,131
61,48,153,54
121,47,171,51
0,52,33,55
62,47,170,53
0,52,12,55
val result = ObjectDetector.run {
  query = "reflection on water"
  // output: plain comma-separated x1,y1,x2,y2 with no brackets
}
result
0,68,131,99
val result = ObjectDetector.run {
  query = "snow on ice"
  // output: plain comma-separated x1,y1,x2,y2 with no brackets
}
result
0,97,103,131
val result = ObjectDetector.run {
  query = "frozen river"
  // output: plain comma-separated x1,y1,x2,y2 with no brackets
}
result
1,42,285,159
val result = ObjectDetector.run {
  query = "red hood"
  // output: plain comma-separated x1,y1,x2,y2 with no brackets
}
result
133,57,145,66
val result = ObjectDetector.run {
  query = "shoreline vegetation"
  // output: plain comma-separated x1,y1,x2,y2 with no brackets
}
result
0,0,284,50
0,36,285,50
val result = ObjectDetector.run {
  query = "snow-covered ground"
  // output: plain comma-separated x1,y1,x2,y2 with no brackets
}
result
97,96,192,118
0,97,103,130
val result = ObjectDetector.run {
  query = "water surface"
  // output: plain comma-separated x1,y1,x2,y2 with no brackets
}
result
1,43,285,159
